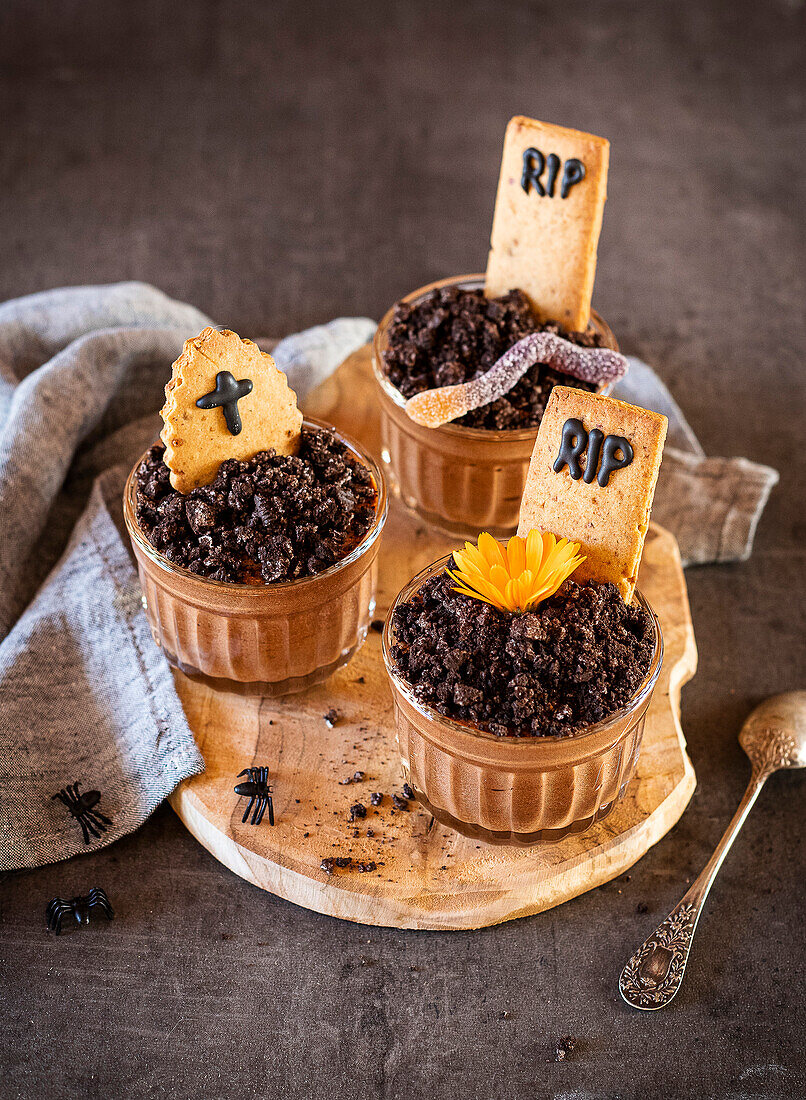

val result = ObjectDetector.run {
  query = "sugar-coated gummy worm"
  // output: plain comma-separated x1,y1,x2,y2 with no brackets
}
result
404,332,629,429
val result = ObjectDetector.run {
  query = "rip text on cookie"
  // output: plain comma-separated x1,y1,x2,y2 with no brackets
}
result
553,417,634,487
521,148,586,199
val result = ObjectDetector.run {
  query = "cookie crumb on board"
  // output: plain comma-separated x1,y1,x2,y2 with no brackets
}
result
554,1035,578,1062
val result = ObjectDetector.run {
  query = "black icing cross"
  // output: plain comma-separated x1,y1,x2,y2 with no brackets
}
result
196,371,253,435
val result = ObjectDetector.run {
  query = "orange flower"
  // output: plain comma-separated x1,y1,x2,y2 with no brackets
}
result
447,530,585,613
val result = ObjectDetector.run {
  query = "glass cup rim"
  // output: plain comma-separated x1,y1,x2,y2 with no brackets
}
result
382,552,664,746
123,415,389,592
371,272,615,443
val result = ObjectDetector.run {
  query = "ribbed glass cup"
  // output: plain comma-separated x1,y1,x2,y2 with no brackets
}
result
371,274,618,539
383,556,663,846
124,418,388,696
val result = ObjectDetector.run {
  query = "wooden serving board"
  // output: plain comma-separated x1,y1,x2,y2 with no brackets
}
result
169,348,697,930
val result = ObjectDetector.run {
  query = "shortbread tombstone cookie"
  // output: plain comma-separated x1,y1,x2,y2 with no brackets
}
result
485,116,609,332
517,387,667,602
160,327,302,492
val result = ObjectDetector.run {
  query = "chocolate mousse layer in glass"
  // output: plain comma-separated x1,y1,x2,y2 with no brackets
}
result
124,417,388,696
372,274,618,539
383,556,662,846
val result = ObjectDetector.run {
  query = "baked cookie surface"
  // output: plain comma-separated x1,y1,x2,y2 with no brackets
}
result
160,327,302,492
518,387,667,602
485,116,609,332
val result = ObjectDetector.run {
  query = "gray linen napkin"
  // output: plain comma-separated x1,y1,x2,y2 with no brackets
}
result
0,283,776,871
0,283,375,870
612,359,779,566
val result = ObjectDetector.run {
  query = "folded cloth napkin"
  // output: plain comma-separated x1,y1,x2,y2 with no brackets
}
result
0,283,777,871
611,360,779,566
0,284,375,870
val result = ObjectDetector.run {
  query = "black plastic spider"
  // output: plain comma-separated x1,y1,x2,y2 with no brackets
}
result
46,888,114,935
234,766,274,825
52,782,112,844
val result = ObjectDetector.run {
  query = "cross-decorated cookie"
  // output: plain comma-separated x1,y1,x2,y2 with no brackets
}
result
485,116,609,332
160,327,302,492
517,387,667,602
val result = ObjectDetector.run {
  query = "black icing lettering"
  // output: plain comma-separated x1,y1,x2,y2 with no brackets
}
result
196,370,254,436
521,147,546,196
583,428,604,484
598,435,634,487
553,419,634,486
545,153,561,198
553,418,587,480
560,158,586,198
521,150,586,200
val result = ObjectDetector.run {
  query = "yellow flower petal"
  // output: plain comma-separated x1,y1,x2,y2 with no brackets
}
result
489,563,510,591
478,531,507,570
458,541,490,575
506,536,526,577
448,570,506,608
525,529,544,574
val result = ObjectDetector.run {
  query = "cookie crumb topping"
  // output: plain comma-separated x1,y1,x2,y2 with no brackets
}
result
390,570,655,737
134,426,376,584
382,286,604,430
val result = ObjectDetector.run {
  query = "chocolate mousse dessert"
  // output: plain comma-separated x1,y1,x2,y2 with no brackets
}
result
383,387,669,844
124,326,387,695
372,116,624,537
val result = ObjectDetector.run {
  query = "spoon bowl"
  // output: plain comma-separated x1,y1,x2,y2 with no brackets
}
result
738,691,806,773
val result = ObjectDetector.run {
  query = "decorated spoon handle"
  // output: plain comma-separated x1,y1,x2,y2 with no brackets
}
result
619,772,767,1010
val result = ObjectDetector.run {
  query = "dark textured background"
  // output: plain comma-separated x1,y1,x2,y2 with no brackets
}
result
1,2,804,1098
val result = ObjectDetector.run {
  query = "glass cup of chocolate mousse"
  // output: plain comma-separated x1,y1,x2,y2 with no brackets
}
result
382,552,663,846
372,274,618,539
124,417,388,696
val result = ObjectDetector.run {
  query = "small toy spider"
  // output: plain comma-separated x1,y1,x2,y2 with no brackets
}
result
52,782,112,844
234,766,274,825
46,888,114,935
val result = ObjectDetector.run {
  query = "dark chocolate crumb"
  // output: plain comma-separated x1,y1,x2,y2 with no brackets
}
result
339,770,365,785
392,794,409,811
370,792,383,806
555,1036,578,1062
349,803,367,821
382,286,603,430
320,858,335,875
390,571,654,736
357,861,377,873
335,856,353,868
402,783,415,800
134,426,376,583
323,708,340,728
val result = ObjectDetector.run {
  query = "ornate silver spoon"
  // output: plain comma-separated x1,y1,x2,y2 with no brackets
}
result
619,691,805,1010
